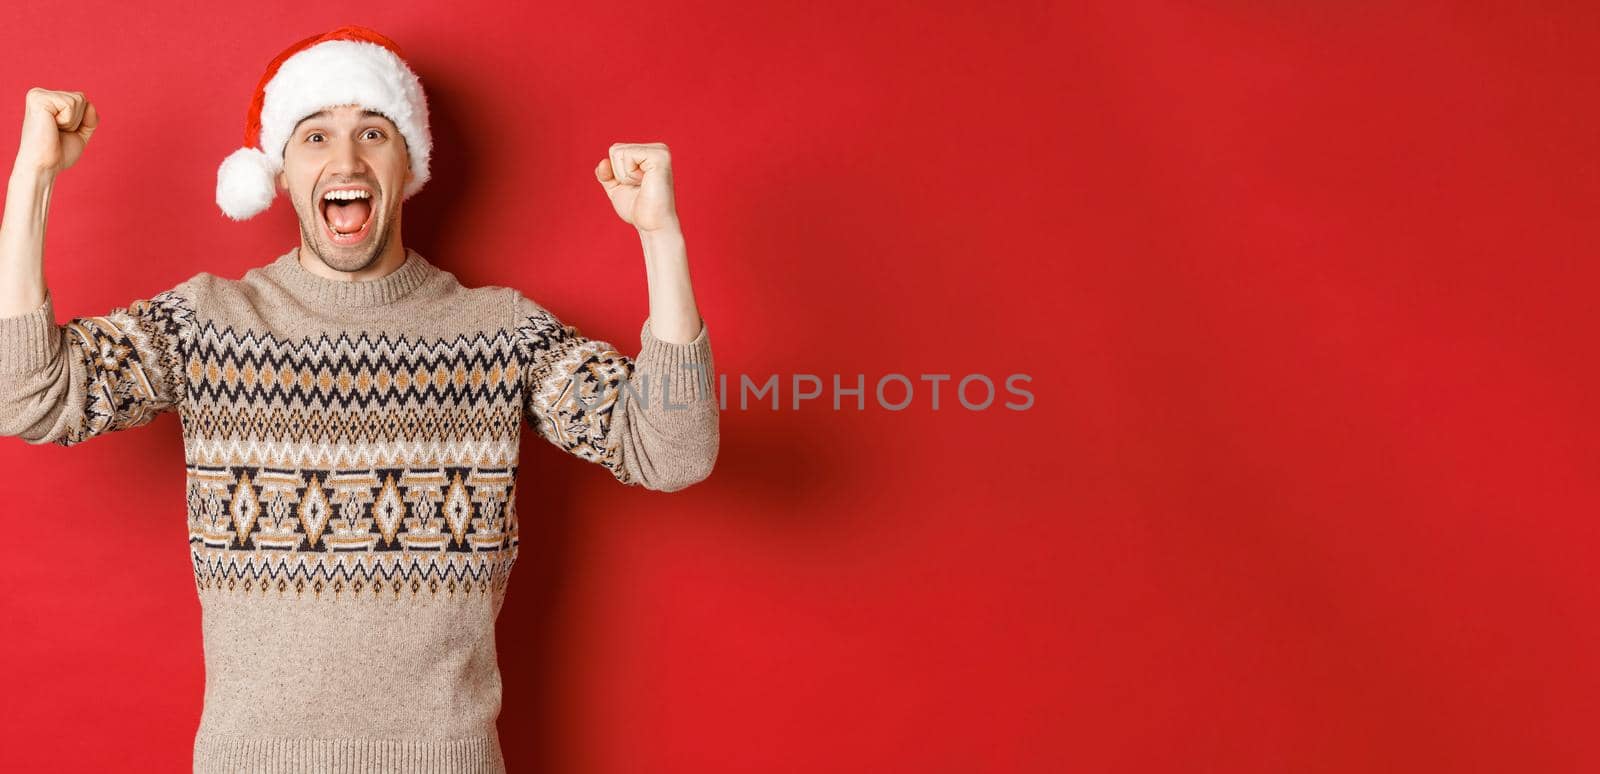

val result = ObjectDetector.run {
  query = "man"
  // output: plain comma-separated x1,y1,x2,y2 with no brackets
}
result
0,25,717,773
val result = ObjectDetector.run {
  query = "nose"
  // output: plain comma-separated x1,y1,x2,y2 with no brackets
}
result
327,135,368,177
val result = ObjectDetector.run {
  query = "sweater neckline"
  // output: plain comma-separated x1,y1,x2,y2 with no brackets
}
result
268,245,437,308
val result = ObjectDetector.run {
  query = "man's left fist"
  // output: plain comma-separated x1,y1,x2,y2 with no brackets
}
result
596,142,679,233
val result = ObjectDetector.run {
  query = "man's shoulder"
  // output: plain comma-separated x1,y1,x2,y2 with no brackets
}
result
155,269,220,307
455,281,558,319
170,268,248,307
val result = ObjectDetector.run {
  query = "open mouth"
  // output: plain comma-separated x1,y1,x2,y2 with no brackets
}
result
320,187,376,245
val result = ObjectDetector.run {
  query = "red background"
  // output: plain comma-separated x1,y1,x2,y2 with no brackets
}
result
2,2,1596,771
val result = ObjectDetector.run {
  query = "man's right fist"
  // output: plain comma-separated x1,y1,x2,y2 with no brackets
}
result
16,88,100,176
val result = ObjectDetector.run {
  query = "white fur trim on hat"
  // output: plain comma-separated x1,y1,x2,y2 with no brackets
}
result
215,38,432,220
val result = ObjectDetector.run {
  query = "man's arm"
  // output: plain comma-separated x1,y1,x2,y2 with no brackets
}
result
0,87,196,446
513,289,718,492
635,227,702,344
512,141,718,491
597,142,702,344
0,88,80,319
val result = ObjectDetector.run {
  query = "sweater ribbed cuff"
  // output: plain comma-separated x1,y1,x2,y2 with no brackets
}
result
637,317,714,403
192,731,504,773
0,289,60,375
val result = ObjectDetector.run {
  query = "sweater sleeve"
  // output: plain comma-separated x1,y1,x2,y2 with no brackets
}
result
0,280,197,447
512,290,719,492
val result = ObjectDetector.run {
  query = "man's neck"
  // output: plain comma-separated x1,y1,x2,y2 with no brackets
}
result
295,239,408,282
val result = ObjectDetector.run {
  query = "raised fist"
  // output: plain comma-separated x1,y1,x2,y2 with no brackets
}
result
15,88,100,175
596,142,680,233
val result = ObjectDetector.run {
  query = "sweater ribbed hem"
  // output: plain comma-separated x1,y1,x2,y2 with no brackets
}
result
192,730,504,773
0,288,60,374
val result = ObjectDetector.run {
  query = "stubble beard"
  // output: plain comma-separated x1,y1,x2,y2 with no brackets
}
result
292,187,392,274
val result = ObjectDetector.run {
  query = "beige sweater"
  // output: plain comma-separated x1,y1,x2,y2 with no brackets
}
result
0,246,719,772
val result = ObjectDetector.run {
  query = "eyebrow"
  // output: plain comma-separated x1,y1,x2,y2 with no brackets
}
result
295,109,390,132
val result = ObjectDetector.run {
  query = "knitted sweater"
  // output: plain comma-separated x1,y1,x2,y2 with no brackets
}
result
0,245,719,772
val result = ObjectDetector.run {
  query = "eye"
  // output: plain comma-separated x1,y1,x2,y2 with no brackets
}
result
363,129,384,140
307,132,324,143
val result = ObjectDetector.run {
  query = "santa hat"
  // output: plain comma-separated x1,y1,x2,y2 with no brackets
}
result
215,25,432,220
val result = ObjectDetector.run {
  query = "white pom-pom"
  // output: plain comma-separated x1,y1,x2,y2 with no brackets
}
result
216,147,279,221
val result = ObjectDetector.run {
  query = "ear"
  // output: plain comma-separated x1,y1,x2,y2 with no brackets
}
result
276,169,288,193
401,135,415,187
398,131,416,187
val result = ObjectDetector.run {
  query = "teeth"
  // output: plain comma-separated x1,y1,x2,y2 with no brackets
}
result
323,189,371,201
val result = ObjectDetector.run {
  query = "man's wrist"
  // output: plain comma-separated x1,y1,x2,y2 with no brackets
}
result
638,223,686,262
638,218,682,236
8,164,57,192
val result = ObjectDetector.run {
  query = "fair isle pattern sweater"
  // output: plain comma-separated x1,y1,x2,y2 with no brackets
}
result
0,246,718,773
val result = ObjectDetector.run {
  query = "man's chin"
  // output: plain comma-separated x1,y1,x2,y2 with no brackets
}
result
305,218,384,265
320,239,380,267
